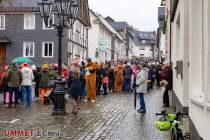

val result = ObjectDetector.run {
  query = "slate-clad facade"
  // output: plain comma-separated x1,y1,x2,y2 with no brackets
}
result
0,0,90,66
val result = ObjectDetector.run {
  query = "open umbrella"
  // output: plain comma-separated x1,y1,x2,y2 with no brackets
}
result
13,57,33,66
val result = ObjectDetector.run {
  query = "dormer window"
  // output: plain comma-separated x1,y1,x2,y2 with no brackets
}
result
142,40,146,44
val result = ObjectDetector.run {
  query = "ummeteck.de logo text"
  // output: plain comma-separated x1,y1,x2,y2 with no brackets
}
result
3,130,64,137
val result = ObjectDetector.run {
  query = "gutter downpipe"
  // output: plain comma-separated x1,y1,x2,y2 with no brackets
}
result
170,0,179,64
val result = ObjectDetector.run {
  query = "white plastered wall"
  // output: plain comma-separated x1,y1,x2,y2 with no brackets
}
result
172,0,189,108
88,12,100,62
189,0,210,139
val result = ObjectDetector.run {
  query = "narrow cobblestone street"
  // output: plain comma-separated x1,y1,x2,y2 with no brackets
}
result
0,88,170,140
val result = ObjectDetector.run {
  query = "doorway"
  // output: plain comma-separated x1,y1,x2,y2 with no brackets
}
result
0,44,6,65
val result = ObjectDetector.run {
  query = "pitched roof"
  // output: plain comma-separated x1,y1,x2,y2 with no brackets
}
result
105,16,115,22
108,21,128,31
0,0,38,7
0,0,91,26
0,36,11,43
128,31,141,46
90,10,124,41
136,31,156,40
128,31,156,46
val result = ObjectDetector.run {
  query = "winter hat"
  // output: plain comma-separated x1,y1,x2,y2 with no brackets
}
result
31,64,37,70
21,63,29,68
1,65,7,72
42,64,49,69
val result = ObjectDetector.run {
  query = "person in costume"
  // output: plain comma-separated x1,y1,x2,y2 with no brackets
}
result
85,58,99,102
114,62,124,93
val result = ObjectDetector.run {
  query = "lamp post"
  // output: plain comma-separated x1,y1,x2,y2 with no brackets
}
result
38,0,81,116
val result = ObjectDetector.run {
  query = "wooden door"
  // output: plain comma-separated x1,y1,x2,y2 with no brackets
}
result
0,44,6,65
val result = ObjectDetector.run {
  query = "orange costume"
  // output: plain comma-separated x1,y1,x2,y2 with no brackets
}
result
85,62,99,101
114,65,124,92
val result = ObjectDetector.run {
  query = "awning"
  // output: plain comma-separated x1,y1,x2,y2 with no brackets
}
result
0,36,11,43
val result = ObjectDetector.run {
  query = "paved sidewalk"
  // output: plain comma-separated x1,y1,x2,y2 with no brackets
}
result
0,89,170,140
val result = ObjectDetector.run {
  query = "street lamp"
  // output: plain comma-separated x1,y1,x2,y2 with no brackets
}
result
38,0,81,116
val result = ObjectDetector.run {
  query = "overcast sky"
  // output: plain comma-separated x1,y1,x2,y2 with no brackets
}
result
89,0,161,31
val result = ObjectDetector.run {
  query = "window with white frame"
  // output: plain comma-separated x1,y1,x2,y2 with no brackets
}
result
43,14,54,29
0,15,5,30
24,14,35,29
42,42,54,57
23,42,34,57
81,24,84,37
84,39,87,48
69,29,73,40
75,32,80,44
76,20,80,32
84,28,87,38
76,44,80,55
80,36,83,45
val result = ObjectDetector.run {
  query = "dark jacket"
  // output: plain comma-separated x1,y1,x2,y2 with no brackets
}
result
96,68,101,85
39,69,50,88
101,67,109,78
69,79,82,96
160,66,173,90
123,66,133,80
33,70,41,84
80,68,86,86
108,67,114,80
6,66,22,88
148,65,154,81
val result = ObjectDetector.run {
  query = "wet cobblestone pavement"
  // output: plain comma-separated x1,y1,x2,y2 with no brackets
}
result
0,88,170,140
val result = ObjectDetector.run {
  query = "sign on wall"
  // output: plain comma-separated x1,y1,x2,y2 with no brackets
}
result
99,38,107,52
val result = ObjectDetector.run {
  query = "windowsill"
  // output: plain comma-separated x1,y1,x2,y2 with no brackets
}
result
205,103,210,111
24,28,35,30
23,56,34,58
43,28,54,30
190,96,204,107
0,28,5,30
42,56,53,58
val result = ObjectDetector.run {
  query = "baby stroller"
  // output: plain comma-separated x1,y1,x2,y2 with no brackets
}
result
43,81,56,105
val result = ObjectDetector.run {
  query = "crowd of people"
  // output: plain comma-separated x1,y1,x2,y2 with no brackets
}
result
0,58,172,114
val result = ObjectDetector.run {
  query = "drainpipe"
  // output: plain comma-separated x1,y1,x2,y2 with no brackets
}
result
86,27,90,59
170,0,179,64
111,34,116,60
